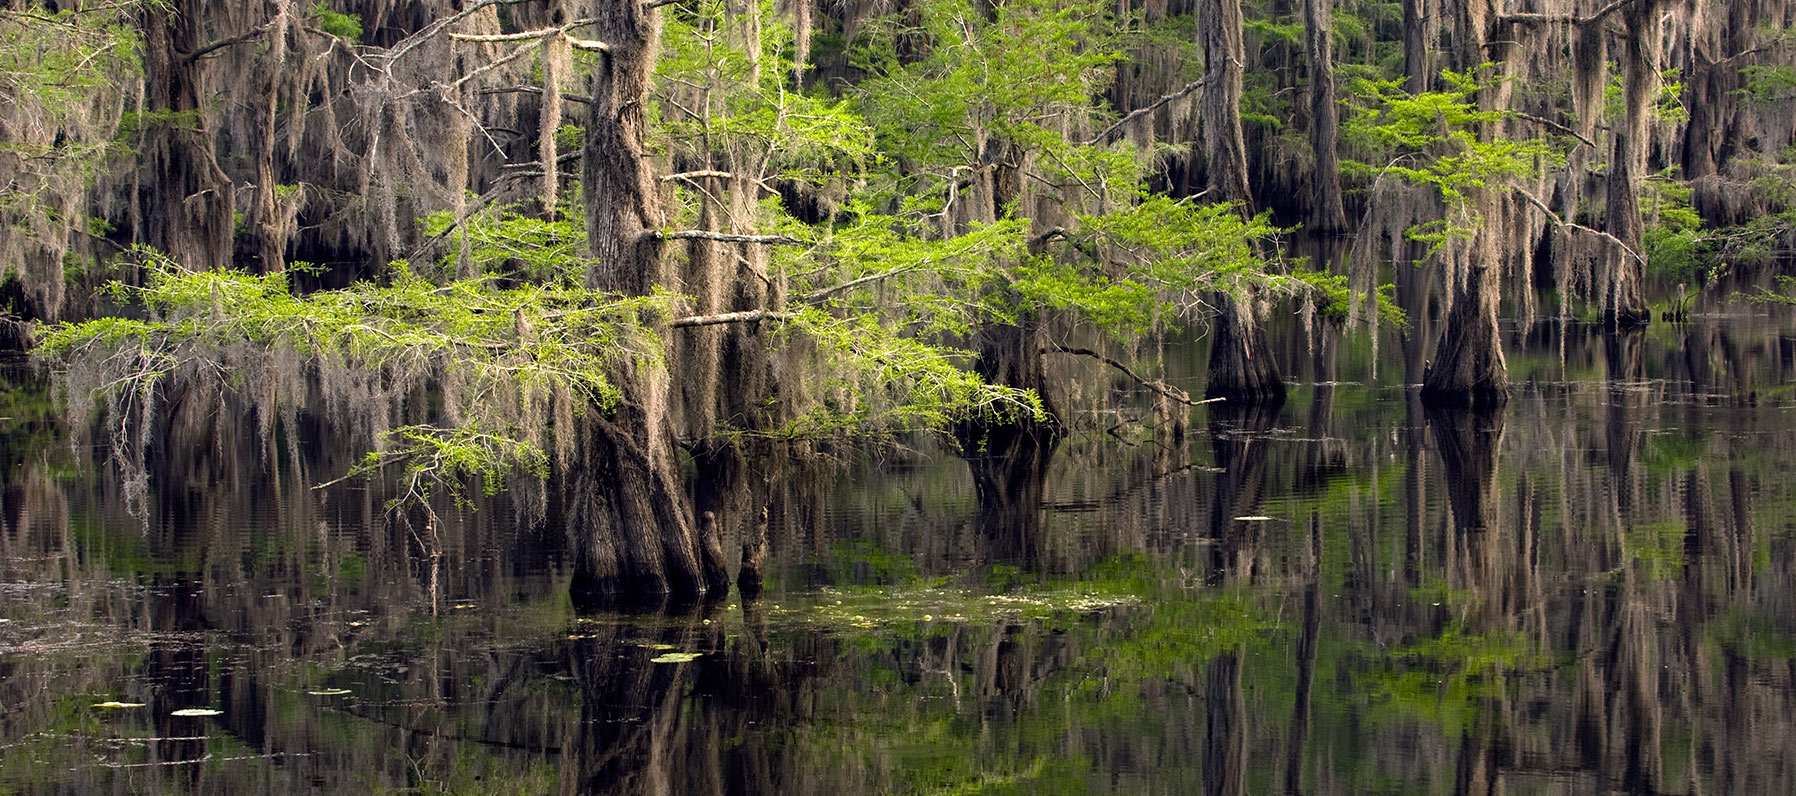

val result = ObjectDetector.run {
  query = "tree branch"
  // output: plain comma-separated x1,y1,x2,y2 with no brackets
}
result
1084,79,1204,146
1499,0,1643,27
1044,345,1224,407
1516,189,1647,265
185,20,277,63
669,309,793,328
479,85,592,104
448,26,608,52
1508,111,1597,149
800,263,923,302
385,0,541,65
660,170,736,182
655,230,807,245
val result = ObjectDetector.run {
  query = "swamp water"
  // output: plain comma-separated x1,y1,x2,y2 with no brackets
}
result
4,299,1796,794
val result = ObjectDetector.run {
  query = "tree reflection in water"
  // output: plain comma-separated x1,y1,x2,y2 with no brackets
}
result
5,301,1796,793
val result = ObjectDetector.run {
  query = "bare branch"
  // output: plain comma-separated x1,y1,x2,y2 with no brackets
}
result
186,20,277,63
655,230,807,245
669,309,793,328
1508,111,1597,149
449,26,608,52
1045,345,1224,407
800,263,923,302
385,0,541,65
1084,79,1204,146
1516,189,1647,265
478,84,592,104
660,170,736,182
1499,0,1643,27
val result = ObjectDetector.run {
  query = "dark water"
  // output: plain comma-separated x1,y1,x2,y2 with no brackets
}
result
5,298,1796,794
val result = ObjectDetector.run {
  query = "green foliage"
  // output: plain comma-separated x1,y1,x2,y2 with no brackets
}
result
422,203,590,283
310,2,363,43
1737,64,1796,106
38,249,669,508
1343,66,1555,209
1642,170,1706,282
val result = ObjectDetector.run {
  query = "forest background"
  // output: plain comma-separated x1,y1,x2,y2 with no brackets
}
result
3,0,1794,599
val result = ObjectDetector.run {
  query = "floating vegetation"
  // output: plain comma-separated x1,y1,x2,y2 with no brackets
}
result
781,583,1144,632
169,708,222,717
92,701,144,709
648,652,702,664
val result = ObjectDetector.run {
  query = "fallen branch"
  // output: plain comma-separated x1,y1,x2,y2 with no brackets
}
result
1084,79,1204,146
1044,345,1223,407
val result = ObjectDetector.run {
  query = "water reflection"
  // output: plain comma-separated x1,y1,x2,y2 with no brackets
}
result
5,300,1796,793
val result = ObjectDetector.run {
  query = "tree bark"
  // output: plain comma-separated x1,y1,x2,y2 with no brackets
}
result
1401,0,1430,93
1421,256,1508,407
1303,0,1347,233
573,0,727,601
1601,0,1660,326
137,0,235,270
1197,0,1284,402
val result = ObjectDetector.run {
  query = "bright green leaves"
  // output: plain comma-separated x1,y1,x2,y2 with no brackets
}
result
853,0,1124,172
422,203,590,283
310,3,363,43
767,307,1044,440
1343,66,1556,209
39,250,674,508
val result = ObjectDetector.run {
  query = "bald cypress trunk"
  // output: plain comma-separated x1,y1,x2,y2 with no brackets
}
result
137,0,234,270
1303,0,1346,233
1602,0,1660,326
1198,0,1284,403
573,1,727,601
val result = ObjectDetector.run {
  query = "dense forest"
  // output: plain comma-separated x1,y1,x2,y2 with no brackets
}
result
5,0,1796,600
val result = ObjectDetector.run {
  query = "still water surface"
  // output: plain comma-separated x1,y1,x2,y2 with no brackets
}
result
3,303,1796,794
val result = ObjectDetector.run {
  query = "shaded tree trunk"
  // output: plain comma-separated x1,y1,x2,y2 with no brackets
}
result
573,0,727,601
1401,0,1430,93
1303,0,1346,233
1198,0,1283,402
1602,0,1660,325
1421,257,1508,407
137,0,234,270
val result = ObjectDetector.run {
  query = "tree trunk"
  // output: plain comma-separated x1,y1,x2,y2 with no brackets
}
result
573,0,727,601
137,0,234,270
1303,0,1346,233
1421,255,1508,407
1198,0,1253,207
1401,0,1430,93
1198,0,1284,402
1602,0,1660,326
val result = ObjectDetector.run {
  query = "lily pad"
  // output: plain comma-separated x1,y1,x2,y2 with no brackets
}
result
307,689,352,696
169,708,222,717
648,652,701,664
93,701,145,709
